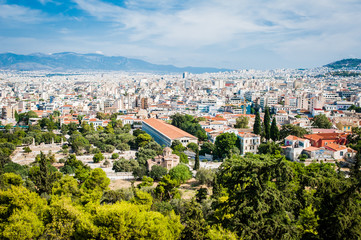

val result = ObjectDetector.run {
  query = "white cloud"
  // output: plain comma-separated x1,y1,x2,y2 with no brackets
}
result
6,0,360,68
0,3,44,23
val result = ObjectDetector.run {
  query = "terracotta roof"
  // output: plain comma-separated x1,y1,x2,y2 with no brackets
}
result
325,143,347,152
285,135,305,141
304,146,320,151
143,118,197,140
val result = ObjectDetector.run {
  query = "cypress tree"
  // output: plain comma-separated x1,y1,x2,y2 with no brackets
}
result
194,148,200,170
253,111,261,135
263,106,271,140
270,117,280,141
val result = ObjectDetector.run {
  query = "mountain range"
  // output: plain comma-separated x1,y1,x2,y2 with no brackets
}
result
0,52,231,74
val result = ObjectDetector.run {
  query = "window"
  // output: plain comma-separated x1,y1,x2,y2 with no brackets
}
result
340,151,343,156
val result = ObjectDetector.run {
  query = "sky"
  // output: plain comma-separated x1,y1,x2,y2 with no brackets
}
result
1,0,361,70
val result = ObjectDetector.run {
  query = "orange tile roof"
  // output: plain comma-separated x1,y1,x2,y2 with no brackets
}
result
325,143,347,152
285,135,305,141
143,118,197,140
304,146,320,151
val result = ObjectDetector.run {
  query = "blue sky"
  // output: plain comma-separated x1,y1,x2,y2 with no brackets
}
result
1,0,361,69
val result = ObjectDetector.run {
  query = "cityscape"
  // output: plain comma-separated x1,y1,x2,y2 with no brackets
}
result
1,0,361,239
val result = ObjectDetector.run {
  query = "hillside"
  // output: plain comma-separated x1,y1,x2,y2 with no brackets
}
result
324,58,361,70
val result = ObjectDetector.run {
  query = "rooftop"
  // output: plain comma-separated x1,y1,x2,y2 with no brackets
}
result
143,118,197,140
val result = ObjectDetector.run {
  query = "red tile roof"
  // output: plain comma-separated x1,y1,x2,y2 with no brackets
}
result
143,118,197,140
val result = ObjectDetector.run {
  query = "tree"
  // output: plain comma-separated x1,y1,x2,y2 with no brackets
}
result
212,155,300,239
194,148,200,170
270,117,280,141
171,140,186,152
133,129,146,137
112,158,139,172
195,168,215,187
93,152,104,163
214,132,237,159
263,106,271,140
132,166,148,180
253,111,261,134
111,153,119,159
169,164,192,183
196,130,208,141
200,142,215,156
0,173,23,189
187,142,199,153
93,201,183,239
23,146,32,154
196,188,208,203
258,141,282,155
29,152,61,194
235,116,249,128
280,124,309,139
312,114,332,129
149,165,168,181
154,174,181,201
135,133,152,148
82,168,110,191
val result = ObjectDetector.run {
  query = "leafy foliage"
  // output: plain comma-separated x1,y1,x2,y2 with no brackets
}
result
312,114,333,129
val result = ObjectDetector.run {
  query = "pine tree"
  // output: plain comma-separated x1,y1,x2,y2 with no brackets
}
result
263,106,271,140
253,111,261,135
194,148,200,170
270,117,280,141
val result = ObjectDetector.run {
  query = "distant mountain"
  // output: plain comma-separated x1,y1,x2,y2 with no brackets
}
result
0,52,231,73
324,58,361,70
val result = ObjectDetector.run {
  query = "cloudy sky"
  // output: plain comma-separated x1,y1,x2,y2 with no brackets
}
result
1,0,361,69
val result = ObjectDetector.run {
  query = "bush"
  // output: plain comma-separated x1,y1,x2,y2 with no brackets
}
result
111,153,119,159
149,165,168,181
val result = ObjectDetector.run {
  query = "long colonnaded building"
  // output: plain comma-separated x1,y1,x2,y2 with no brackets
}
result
142,118,198,147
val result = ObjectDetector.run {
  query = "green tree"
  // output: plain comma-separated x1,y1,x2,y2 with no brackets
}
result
0,173,23,189
93,152,104,163
29,152,61,194
187,142,199,152
112,158,139,172
149,165,168,181
196,130,208,141
111,153,119,159
23,146,32,154
195,168,215,187
171,140,186,152
258,141,282,155
280,124,309,139
212,155,300,239
154,175,181,201
312,114,333,129
82,168,110,191
169,164,192,183
133,129,146,137
195,188,208,203
200,142,215,156
263,106,271,140
135,133,152,148
235,116,249,128
253,111,261,134
214,132,237,159
194,148,200,170
93,201,183,239
270,117,280,141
